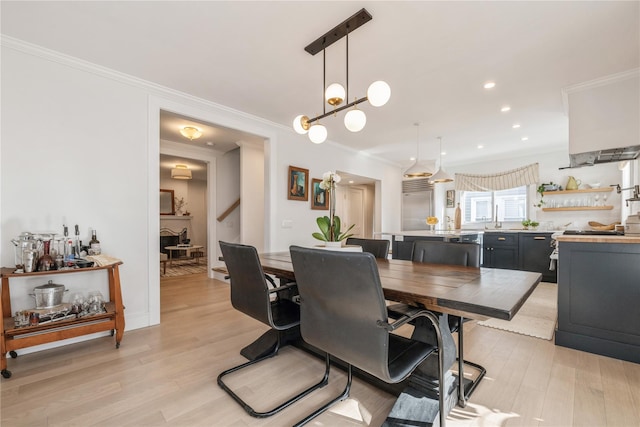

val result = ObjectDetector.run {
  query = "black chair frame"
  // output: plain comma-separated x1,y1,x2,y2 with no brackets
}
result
293,307,445,427
217,241,328,418
388,240,486,407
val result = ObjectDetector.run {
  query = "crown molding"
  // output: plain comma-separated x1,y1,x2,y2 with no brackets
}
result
561,68,639,115
1,35,402,169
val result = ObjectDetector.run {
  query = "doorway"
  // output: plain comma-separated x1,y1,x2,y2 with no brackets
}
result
335,171,378,238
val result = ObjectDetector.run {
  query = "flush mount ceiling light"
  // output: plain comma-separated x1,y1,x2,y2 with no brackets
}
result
180,126,202,141
293,8,390,144
404,123,433,178
430,137,453,184
171,164,192,180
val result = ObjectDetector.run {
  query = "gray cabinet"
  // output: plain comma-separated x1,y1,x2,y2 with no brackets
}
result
482,233,519,269
519,233,557,282
556,241,640,363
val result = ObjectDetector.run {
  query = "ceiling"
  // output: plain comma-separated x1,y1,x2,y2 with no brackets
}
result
2,1,638,170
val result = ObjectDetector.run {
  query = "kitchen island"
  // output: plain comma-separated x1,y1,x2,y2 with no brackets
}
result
555,234,640,363
379,230,482,260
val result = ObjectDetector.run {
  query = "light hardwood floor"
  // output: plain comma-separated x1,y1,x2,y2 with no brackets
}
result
1,273,639,426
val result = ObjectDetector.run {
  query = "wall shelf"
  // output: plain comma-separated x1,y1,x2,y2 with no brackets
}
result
542,187,613,196
542,206,614,212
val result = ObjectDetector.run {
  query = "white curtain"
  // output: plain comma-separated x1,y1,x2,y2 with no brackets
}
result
455,163,539,192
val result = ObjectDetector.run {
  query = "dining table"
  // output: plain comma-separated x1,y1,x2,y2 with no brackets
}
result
236,251,542,424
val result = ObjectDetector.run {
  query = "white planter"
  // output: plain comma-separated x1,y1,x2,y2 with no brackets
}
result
315,242,363,252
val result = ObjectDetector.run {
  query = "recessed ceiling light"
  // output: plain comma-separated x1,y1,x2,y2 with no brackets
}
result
478,145,484,149
409,156,416,161
206,141,214,146
501,106,511,112
521,136,529,141
441,151,447,156
484,82,496,89
512,124,521,129
348,180,354,184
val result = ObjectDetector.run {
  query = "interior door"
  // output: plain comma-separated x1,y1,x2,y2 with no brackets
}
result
345,187,365,238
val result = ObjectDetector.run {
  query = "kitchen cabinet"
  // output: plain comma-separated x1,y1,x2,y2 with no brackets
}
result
556,239,640,363
482,233,519,270
519,233,557,282
0,263,125,379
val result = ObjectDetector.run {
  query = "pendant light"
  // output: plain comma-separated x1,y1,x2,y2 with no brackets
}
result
292,9,390,144
404,123,433,178
430,137,453,183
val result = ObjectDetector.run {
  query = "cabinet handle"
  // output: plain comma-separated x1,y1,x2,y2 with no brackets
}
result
498,237,506,241
534,237,546,240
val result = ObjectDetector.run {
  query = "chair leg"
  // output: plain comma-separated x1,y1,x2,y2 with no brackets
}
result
293,356,352,427
456,316,487,407
217,335,329,418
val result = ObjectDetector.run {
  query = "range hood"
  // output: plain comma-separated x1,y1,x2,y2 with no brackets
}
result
562,145,640,169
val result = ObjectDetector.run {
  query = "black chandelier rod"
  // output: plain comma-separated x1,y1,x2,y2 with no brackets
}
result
306,97,368,125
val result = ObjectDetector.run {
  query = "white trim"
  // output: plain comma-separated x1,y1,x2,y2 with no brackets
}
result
0,35,401,169
561,68,640,114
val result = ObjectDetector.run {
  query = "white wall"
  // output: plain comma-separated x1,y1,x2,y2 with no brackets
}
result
448,149,624,230
1,39,403,344
215,148,241,256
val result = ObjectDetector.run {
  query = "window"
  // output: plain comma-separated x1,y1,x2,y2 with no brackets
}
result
462,186,528,224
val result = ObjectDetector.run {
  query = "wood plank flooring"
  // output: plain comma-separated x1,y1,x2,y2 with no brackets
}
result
1,273,639,426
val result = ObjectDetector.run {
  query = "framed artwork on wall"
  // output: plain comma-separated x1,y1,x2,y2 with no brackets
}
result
287,165,309,201
446,190,455,208
311,178,329,210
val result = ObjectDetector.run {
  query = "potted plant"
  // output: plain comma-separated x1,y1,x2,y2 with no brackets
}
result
311,171,355,247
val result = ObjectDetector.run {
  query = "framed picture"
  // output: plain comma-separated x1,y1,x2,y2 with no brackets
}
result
287,166,309,201
311,178,329,210
446,190,455,208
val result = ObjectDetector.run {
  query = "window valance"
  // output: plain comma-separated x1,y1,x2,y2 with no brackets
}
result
454,163,539,192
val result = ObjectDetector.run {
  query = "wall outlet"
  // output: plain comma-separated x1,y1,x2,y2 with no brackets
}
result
282,220,293,228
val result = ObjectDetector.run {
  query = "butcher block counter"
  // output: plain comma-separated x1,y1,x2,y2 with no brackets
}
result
555,234,640,363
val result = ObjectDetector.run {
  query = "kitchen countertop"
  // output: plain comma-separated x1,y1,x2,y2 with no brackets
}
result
378,230,483,237
555,234,640,244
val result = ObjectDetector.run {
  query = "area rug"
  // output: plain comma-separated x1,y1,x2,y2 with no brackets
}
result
163,259,208,277
477,282,557,340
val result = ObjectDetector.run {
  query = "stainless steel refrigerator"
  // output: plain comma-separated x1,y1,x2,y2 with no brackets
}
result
401,178,434,231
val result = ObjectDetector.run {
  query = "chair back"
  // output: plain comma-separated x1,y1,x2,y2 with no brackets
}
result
345,238,390,259
290,246,399,382
219,241,273,327
412,240,480,267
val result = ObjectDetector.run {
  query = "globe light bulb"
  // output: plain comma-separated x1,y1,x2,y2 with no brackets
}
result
367,81,391,107
293,115,309,135
308,124,327,144
325,83,346,106
344,109,366,132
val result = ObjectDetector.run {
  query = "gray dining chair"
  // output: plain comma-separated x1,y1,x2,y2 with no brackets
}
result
217,241,327,418
289,245,445,427
389,239,485,406
345,237,390,259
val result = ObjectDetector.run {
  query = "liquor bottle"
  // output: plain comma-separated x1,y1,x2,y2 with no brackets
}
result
89,230,101,255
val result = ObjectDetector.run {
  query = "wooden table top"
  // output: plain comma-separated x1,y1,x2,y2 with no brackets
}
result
258,252,542,321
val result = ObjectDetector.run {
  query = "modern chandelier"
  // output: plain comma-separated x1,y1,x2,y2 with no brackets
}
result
293,8,391,144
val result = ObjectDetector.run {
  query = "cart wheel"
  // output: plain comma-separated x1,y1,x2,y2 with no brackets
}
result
1,369,11,379
116,342,120,349
9,351,17,359
111,329,115,337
